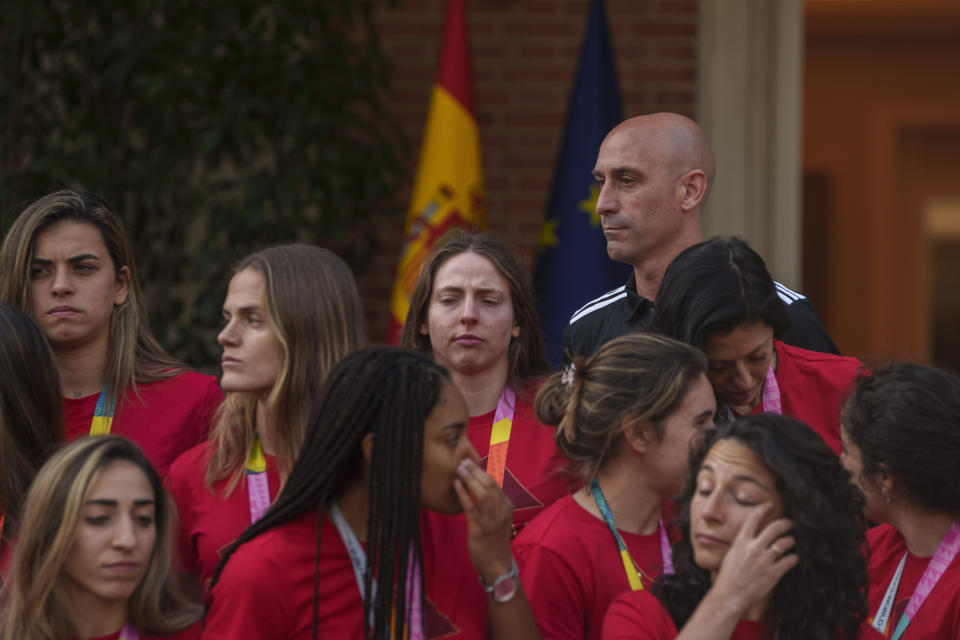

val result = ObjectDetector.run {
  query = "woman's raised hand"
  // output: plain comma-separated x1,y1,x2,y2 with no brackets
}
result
454,458,515,584
710,505,798,615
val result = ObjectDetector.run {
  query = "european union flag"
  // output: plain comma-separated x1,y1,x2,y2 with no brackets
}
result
534,0,630,367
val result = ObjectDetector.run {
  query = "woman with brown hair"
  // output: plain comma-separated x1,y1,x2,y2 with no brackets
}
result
400,230,569,535
0,436,200,640
514,333,716,640
0,302,64,577
166,243,365,594
841,363,960,639
0,190,222,477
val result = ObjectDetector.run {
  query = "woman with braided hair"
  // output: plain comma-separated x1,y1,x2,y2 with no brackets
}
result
202,347,542,640
513,333,716,640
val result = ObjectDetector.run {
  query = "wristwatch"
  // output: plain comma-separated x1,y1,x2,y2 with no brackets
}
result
480,557,520,603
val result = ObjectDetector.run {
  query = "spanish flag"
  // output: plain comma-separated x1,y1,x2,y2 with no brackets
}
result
385,0,485,344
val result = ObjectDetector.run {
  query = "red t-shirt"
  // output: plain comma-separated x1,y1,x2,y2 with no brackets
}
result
202,509,487,640
746,341,861,455
861,524,960,639
0,539,12,581
166,441,282,592
75,622,200,640
63,372,223,478
603,590,772,640
468,390,572,535
512,494,676,640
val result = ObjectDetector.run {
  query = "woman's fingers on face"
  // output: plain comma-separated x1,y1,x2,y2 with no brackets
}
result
768,535,796,557
454,478,479,517
735,504,774,542
457,458,495,500
755,518,794,548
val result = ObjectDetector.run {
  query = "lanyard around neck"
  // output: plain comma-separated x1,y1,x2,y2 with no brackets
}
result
329,503,424,640
88,388,116,436
246,435,271,523
760,363,781,414
872,522,960,639
486,386,516,487
589,477,673,591
721,364,781,420
119,621,140,640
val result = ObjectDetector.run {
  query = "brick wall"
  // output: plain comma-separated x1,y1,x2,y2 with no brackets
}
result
359,0,697,340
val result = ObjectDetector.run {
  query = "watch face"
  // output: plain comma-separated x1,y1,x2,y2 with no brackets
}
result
492,577,518,603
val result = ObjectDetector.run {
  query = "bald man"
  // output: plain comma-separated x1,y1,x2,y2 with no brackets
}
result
562,113,838,361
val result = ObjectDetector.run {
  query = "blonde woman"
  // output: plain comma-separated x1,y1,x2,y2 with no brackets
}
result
0,190,223,478
0,436,199,640
165,243,365,594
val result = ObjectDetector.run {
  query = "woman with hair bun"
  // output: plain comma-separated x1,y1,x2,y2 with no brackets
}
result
0,436,200,640
841,363,960,639
654,236,862,454
0,302,63,577
401,230,569,534
166,243,365,595
513,333,716,640
0,190,222,478
604,415,867,640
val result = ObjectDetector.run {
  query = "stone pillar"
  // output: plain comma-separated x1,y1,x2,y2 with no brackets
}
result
696,0,804,286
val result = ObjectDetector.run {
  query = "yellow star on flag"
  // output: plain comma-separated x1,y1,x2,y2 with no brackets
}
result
578,183,602,227
539,217,559,250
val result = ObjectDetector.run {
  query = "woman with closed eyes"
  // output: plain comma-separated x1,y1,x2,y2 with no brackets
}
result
603,415,867,640
654,236,863,455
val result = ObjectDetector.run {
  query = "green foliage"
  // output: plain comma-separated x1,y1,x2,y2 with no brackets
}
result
0,0,407,370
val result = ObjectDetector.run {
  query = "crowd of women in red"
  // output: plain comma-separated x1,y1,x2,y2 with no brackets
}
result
0,190,957,640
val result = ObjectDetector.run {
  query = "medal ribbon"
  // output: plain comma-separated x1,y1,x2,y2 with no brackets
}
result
119,621,140,640
246,435,271,523
486,386,516,487
330,504,424,640
88,389,116,436
872,522,960,639
589,477,673,591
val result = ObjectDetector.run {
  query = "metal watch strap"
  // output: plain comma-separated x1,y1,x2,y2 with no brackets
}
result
480,557,519,603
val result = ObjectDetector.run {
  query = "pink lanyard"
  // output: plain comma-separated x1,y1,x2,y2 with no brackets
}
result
330,504,424,639
761,363,782,414
246,435,271,523
873,522,960,639
119,621,140,640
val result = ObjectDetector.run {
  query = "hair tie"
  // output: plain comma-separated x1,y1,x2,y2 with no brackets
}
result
562,363,576,389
